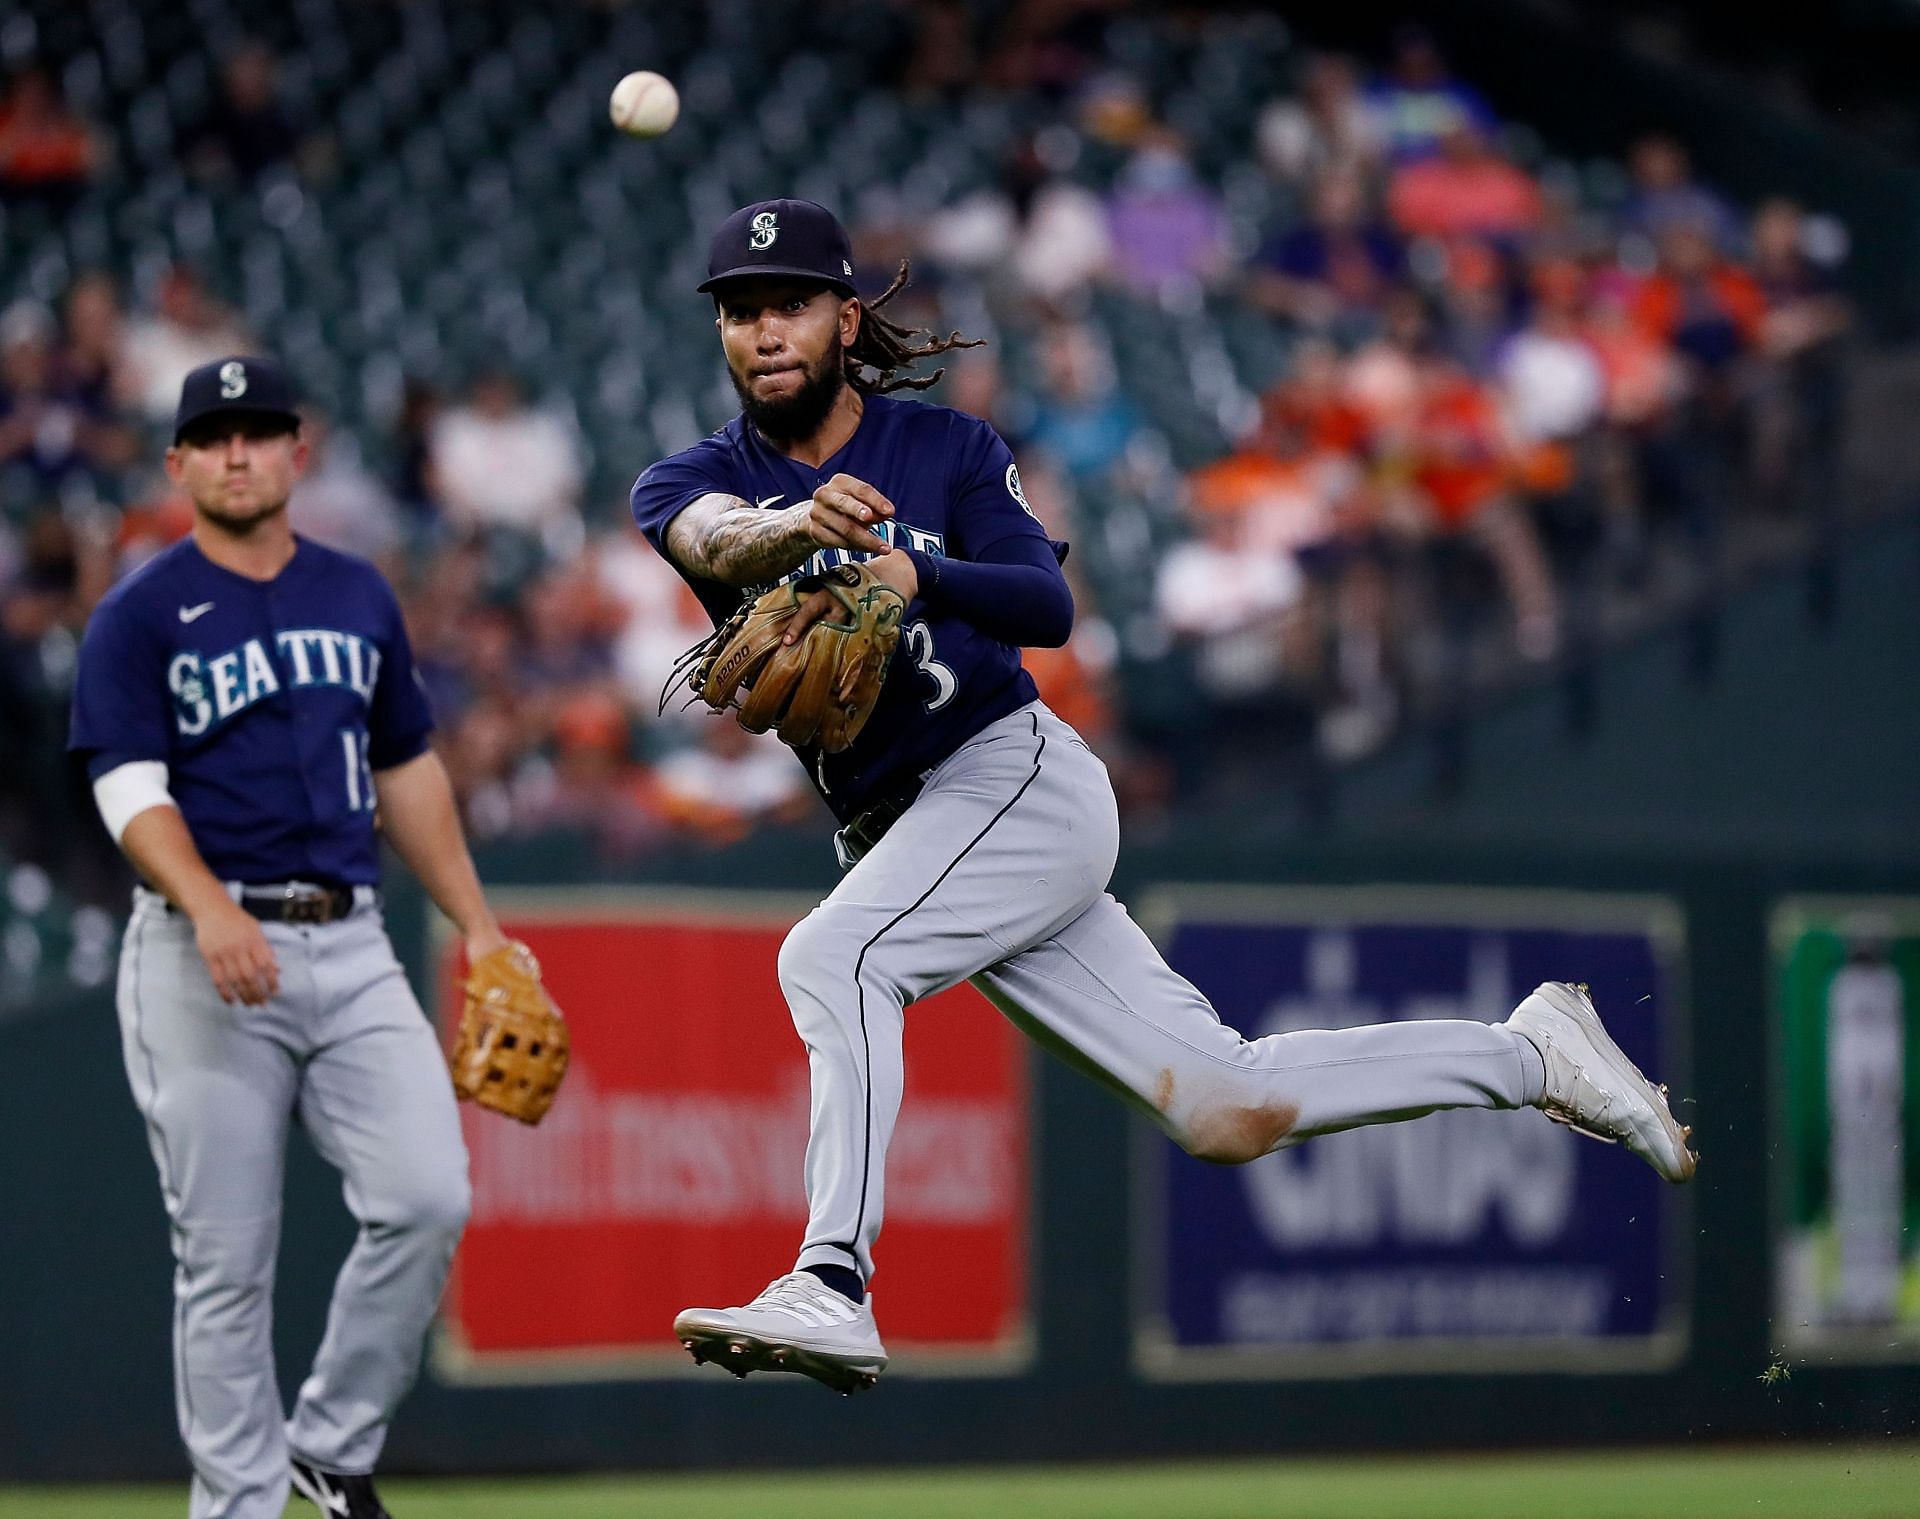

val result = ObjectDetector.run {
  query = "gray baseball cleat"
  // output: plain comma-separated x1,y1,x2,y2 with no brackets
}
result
1506,981,1698,1183
675,1271,887,1394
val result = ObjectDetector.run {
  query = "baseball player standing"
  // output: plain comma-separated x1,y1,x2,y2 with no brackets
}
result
636,201,1697,1394
69,357,501,1518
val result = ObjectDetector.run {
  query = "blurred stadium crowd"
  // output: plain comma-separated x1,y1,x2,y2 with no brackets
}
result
0,0,1860,919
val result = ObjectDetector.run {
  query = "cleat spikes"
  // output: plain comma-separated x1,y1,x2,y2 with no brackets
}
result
1508,982,1696,1184
673,1275,889,1392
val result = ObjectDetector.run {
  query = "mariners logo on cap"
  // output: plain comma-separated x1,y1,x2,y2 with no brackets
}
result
219,360,248,399
749,211,779,250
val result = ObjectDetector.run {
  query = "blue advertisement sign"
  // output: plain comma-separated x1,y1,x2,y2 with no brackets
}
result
1135,887,1689,1377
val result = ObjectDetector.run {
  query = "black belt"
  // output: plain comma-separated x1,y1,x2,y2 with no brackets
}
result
835,776,926,866
241,882,357,924
162,882,357,924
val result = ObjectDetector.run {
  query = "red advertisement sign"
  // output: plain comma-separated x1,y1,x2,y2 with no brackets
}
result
434,890,1029,1379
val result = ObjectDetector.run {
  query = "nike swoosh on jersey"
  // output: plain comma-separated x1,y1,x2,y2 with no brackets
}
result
755,494,785,509
178,602,215,623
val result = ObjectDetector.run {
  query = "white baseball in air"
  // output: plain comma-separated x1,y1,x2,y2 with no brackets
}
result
609,70,679,138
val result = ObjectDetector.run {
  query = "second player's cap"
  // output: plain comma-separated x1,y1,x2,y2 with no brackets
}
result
173,355,301,443
697,198,857,297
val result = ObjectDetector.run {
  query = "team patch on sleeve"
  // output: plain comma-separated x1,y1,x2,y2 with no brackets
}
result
1006,462,1038,520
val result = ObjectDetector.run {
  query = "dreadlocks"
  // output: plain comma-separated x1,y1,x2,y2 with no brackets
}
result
845,261,984,395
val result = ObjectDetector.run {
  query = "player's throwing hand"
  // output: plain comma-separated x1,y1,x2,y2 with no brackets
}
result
805,472,894,554
784,473,914,644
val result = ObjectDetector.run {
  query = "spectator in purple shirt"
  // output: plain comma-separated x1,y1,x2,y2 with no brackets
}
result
1622,135,1740,253
1105,130,1227,297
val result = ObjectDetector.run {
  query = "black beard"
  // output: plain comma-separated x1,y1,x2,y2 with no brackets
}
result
732,346,847,447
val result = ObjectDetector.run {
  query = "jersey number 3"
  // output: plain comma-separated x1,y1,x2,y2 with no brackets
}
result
904,620,956,712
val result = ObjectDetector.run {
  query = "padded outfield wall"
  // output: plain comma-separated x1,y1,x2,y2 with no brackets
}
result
6,840,1919,1481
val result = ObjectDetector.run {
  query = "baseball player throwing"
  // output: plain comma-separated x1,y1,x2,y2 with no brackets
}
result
635,201,1697,1395
70,358,503,1518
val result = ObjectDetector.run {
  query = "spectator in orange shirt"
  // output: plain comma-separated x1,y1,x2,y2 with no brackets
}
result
1198,361,1371,559
1574,269,1685,571
1241,360,1397,751
1582,284,1684,430
1627,219,1765,549
1405,365,1510,531
0,68,99,205
1387,124,1542,243
1396,358,1559,660
520,690,669,856
1630,221,1765,374
1274,336,1372,457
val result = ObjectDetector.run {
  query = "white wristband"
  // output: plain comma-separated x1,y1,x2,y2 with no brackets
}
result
92,760,176,845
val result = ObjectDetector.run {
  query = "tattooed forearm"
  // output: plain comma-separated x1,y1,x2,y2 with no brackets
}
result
666,494,818,586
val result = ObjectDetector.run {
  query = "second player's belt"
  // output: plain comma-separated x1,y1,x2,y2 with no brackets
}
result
235,881,357,925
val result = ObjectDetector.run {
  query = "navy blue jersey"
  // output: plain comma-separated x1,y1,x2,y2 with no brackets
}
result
68,535,433,886
633,394,1065,822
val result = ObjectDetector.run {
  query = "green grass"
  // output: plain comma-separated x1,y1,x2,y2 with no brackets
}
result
7,1445,1918,1519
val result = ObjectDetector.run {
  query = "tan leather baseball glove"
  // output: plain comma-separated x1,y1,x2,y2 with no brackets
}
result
450,941,570,1125
690,562,906,753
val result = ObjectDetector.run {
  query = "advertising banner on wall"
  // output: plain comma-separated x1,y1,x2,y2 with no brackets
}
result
1135,886,1688,1378
1774,897,1920,1360
432,888,1030,1382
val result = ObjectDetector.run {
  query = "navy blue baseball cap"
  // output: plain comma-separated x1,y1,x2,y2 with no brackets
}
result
173,355,300,443
697,199,857,298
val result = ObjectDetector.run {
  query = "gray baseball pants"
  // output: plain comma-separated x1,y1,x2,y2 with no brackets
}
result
785,702,1538,1283
117,888,469,1519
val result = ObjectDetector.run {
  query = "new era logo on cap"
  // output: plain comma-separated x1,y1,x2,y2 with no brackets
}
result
698,199,857,297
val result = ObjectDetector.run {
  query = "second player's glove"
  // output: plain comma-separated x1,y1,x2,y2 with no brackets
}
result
688,562,906,753
450,941,570,1125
